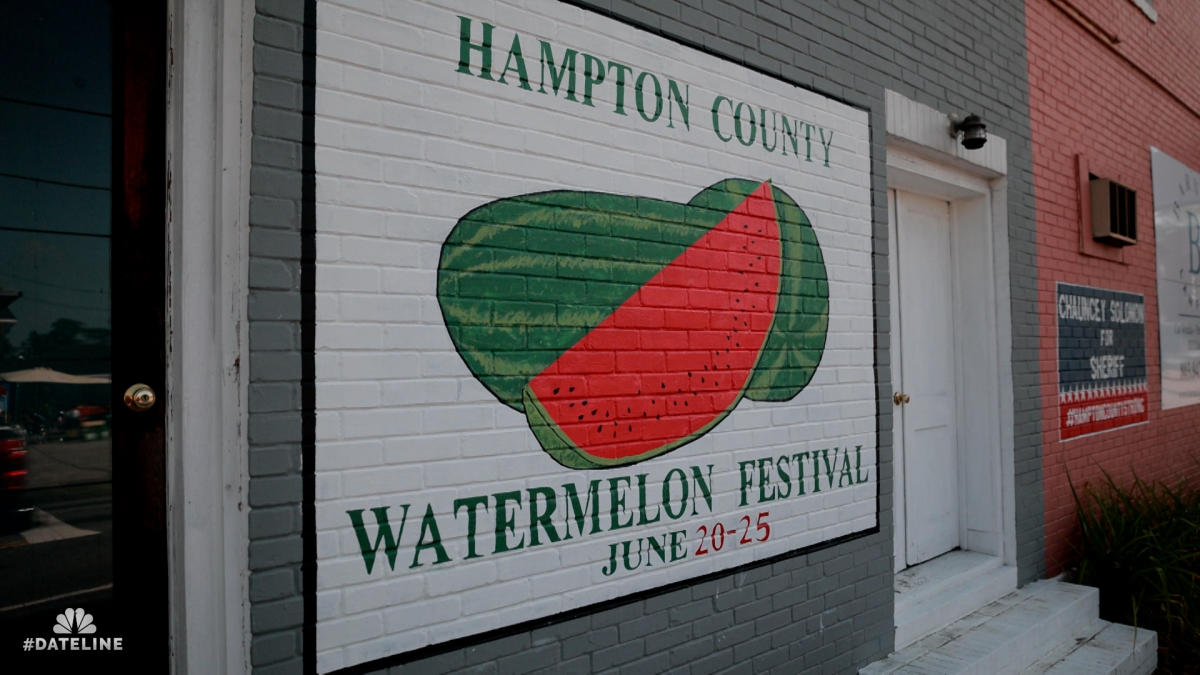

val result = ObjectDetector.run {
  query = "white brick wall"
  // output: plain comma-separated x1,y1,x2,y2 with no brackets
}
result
314,0,876,670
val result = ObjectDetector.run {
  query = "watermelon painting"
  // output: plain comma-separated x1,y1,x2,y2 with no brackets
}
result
438,179,829,468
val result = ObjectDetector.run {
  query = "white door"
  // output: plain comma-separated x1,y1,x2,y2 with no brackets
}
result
891,189,959,567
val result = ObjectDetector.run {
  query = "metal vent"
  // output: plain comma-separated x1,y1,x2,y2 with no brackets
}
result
1090,175,1137,246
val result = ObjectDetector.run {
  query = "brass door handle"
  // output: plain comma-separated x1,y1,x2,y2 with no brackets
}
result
124,384,157,412
892,392,910,405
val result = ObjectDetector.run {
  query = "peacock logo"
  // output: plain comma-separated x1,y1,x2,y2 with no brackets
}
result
52,608,97,635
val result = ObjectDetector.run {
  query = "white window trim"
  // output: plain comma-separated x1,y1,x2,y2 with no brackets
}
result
1130,0,1158,22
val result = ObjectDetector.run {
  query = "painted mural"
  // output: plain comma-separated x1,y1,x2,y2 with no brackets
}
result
313,1,874,670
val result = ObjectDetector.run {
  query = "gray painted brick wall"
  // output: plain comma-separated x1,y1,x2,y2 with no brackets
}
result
247,0,1040,672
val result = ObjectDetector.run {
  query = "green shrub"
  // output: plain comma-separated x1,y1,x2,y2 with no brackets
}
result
1069,471,1200,674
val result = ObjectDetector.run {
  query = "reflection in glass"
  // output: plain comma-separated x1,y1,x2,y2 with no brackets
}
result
0,1,114,630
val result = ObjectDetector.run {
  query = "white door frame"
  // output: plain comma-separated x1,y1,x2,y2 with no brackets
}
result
166,0,253,671
884,91,1016,572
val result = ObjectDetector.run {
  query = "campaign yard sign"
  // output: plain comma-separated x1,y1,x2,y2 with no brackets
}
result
313,0,876,670
1057,283,1148,439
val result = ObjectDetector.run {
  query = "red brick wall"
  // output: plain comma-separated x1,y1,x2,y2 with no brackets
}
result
1028,0,1200,576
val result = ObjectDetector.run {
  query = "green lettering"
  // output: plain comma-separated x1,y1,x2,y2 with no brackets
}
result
636,473,661,525
838,448,853,487
777,455,792,498
609,476,634,530
493,490,525,553
819,127,834,167
347,505,409,575
527,487,561,546
792,451,808,495
712,96,733,142
497,33,532,90
563,480,603,538
453,496,489,560
581,53,605,106
733,102,756,146
663,468,689,519
410,504,451,568
757,457,777,502
646,534,667,566
455,16,493,81
781,116,799,156
667,80,689,129
635,71,663,122
854,445,869,484
669,528,687,561
691,464,714,515
607,62,633,114
538,41,577,101
760,108,777,152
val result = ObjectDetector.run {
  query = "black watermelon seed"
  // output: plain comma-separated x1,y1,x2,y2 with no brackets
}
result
582,400,588,405
553,387,560,394
591,410,597,416
656,415,661,420
673,401,678,406
626,407,631,413
701,377,705,383
569,403,575,407
605,411,610,417
735,299,740,303
660,383,665,388
578,415,584,421
612,432,616,438
628,425,632,431
597,425,602,433
687,372,692,377
569,386,575,392
685,401,689,406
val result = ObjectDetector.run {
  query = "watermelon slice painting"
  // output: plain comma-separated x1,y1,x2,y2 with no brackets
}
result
438,179,829,469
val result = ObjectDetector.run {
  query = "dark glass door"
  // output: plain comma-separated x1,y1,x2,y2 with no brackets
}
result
0,1,166,667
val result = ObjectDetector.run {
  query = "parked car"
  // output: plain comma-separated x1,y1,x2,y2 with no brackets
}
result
0,425,30,531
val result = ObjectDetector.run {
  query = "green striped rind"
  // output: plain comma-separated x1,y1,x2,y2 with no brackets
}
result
688,180,829,401
437,181,829,415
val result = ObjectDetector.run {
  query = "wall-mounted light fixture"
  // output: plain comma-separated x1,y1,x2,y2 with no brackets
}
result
949,113,987,150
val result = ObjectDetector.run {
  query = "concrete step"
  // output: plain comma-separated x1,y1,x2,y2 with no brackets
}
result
893,550,1017,648
1028,621,1157,675
862,580,1103,674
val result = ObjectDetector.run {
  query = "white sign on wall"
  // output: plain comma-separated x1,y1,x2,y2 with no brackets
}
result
313,1,876,671
1151,148,1200,409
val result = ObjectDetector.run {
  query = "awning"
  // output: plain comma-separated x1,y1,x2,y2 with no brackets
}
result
0,367,111,384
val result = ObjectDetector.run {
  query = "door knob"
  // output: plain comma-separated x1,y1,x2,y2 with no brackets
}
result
892,392,910,405
123,384,157,412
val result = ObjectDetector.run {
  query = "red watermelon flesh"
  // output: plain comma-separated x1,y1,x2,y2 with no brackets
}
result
525,181,782,463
